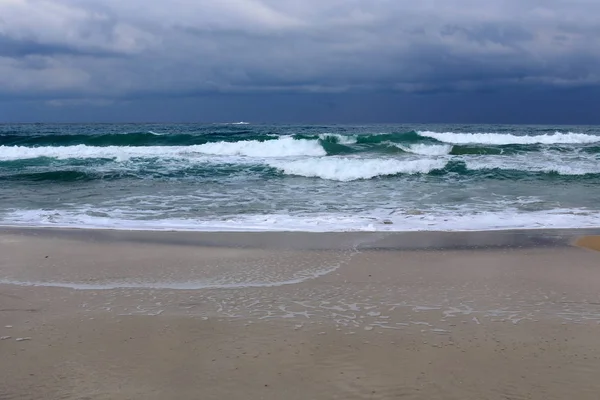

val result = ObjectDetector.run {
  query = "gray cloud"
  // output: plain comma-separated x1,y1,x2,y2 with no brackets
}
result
1,0,600,108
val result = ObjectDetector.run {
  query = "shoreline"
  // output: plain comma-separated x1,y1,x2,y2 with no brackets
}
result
2,225,600,250
3,221,600,234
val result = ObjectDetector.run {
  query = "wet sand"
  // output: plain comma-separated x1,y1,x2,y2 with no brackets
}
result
1,228,600,399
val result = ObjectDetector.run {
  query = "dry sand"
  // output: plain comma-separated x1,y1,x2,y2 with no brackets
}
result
575,235,600,252
1,228,600,399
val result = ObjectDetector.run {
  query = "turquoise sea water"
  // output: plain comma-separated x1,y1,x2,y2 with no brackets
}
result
1,123,599,231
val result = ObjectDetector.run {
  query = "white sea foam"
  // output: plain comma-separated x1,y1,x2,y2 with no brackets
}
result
2,207,600,233
194,137,325,157
0,145,156,161
464,154,600,175
268,157,446,181
318,133,358,145
393,143,453,156
0,137,325,161
418,131,600,145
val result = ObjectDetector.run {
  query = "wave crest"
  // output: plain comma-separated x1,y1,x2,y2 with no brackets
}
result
192,137,325,157
393,143,453,156
0,137,326,161
268,157,446,181
318,133,358,145
418,131,600,145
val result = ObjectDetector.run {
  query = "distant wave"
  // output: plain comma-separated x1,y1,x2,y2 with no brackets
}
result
417,131,600,145
3,130,599,150
0,137,325,161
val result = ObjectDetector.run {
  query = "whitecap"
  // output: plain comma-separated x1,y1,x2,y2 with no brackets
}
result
0,137,326,161
418,131,600,145
392,143,453,156
318,133,358,145
267,157,447,181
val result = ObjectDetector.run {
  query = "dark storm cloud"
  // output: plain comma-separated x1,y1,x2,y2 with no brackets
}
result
1,0,600,121
0,34,128,58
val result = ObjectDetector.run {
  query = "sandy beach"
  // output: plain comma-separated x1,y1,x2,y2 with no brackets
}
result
1,227,600,399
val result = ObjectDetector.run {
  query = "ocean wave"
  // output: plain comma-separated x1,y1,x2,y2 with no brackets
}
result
464,158,600,176
193,136,325,157
0,132,276,147
418,131,600,145
0,132,199,147
0,144,162,161
392,143,453,156
0,137,325,161
267,157,447,181
318,133,358,145
3,130,598,156
2,154,599,183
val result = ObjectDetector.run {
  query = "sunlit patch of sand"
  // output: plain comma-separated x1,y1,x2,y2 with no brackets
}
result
575,236,600,252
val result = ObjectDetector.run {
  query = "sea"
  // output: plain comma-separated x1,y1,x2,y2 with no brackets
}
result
1,123,599,232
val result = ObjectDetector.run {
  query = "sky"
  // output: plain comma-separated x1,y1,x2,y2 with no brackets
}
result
1,0,600,124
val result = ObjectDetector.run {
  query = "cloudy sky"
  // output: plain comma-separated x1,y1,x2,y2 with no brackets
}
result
1,0,599,123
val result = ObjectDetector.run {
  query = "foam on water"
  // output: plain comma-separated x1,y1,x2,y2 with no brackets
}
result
267,157,447,181
191,137,325,157
463,153,600,175
318,133,358,145
0,137,325,161
393,143,453,156
418,131,600,145
3,207,599,232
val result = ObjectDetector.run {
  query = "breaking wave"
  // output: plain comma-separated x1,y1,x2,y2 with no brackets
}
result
2,123,600,234
417,131,600,145
268,157,447,181
0,137,326,161
393,143,453,156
